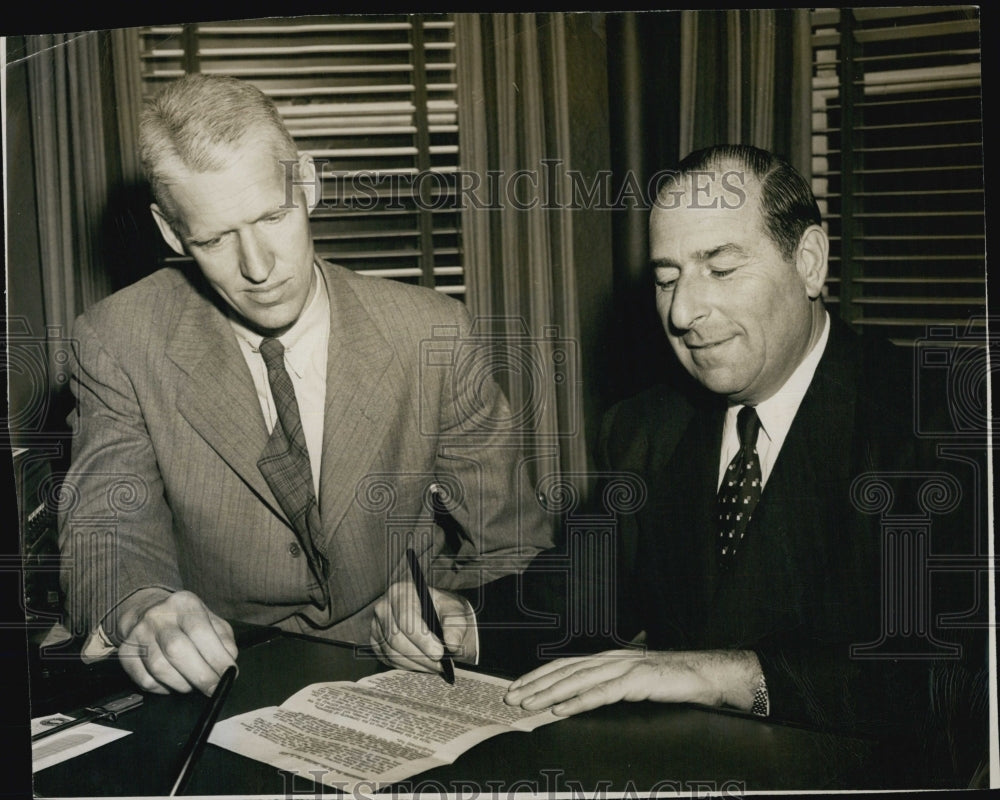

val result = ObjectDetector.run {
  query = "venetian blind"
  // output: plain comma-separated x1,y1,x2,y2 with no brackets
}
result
810,7,984,346
138,14,465,297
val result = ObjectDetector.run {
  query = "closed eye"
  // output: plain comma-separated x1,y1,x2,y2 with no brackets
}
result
192,235,225,250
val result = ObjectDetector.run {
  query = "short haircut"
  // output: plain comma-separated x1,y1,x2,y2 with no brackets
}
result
139,74,298,220
660,144,822,261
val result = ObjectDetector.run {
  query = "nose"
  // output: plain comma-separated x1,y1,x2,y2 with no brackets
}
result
238,229,274,284
668,272,710,333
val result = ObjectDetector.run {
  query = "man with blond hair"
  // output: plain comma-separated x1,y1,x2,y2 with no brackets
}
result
59,74,553,695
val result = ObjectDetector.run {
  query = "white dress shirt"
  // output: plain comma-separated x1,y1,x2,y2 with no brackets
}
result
230,263,330,496
717,312,831,490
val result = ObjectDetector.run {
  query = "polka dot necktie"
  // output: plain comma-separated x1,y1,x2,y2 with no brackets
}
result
717,405,763,566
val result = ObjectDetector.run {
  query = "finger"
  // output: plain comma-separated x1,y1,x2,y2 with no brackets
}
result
180,612,239,685
379,644,439,674
149,630,220,694
440,622,465,657
370,612,441,673
387,584,446,663
515,660,632,710
209,615,239,661
507,655,597,692
551,678,629,716
506,656,605,702
121,636,196,694
371,635,439,674
383,628,444,672
118,642,171,695
129,608,225,696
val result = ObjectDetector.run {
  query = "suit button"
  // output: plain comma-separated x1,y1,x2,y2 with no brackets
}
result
288,543,301,557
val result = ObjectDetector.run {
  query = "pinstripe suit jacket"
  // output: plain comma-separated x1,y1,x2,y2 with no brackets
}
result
58,260,553,646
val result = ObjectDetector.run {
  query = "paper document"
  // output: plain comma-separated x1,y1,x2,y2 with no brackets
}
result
208,668,559,791
31,714,131,772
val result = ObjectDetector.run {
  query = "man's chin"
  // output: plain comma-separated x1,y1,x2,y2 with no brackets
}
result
234,307,300,338
685,365,748,399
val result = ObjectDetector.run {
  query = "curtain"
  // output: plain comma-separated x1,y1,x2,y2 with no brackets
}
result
455,13,588,495
602,10,814,402
678,9,812,175
25,30,144,392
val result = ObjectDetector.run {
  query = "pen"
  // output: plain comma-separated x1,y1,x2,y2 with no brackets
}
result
32,693,144,742
405,547,455,685
169,665,238,796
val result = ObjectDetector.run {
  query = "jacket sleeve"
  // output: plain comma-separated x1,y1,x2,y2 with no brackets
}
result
423,300,557,592
57,312,181,645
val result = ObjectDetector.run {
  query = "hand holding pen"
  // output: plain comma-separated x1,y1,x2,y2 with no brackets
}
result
405,548,455,684
369,548,471,681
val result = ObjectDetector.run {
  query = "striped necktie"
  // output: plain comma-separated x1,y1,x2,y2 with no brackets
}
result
256,337,329,591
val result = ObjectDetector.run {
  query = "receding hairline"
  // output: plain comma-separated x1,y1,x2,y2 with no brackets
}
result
655,155,767,202
650,164,769,228
139,75,300,213
146,124,303,225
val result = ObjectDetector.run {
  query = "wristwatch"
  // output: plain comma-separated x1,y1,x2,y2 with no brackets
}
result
751,673,769,717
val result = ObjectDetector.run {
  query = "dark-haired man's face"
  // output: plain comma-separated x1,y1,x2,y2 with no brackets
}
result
649,172,827,405
151,139,317,336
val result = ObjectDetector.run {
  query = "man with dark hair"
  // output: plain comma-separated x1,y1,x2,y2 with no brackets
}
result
505,145,985,778
58,74,553,695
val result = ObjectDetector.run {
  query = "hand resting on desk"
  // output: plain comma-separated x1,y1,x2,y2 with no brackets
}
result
117,589,238,696
504,649,761,717
370,580,477,675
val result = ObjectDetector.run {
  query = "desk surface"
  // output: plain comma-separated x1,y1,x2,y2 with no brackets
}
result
32,631,877,796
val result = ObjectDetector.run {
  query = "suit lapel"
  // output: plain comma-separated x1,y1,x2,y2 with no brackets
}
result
167,263,401,545
168,284,286,521
316,263,398,544
708,319,862,643
638,393,724,642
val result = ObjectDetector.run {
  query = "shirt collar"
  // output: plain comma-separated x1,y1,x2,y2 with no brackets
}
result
752,310,831,444
229,262,329,378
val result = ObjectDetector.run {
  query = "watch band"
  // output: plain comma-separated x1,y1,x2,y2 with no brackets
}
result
751,673,769,717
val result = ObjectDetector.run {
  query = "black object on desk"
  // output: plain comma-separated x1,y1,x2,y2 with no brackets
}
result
168,666,237,796
405,547,455,685
32,692,144,742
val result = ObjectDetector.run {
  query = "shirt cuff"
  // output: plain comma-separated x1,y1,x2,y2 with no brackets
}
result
80,625,118,664
453,594,480,665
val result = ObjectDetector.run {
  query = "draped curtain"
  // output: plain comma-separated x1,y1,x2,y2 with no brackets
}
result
455,14,588,492
605,10,813,401
678,9,813,174
24,29,144,392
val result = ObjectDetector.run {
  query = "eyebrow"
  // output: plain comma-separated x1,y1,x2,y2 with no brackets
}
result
186,207,288,245
649,243,750,272
697,243,751,261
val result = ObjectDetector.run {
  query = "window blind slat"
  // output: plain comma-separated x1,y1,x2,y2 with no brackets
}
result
140,13,464,299
809,7,984,341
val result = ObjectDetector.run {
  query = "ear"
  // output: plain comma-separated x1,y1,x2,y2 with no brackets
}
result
295,152,319,214
150,204,186,257
795,224,829,299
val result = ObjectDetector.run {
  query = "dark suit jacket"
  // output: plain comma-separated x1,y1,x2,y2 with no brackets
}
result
469,315,985,783
58,260,554,646
592,316,985,754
